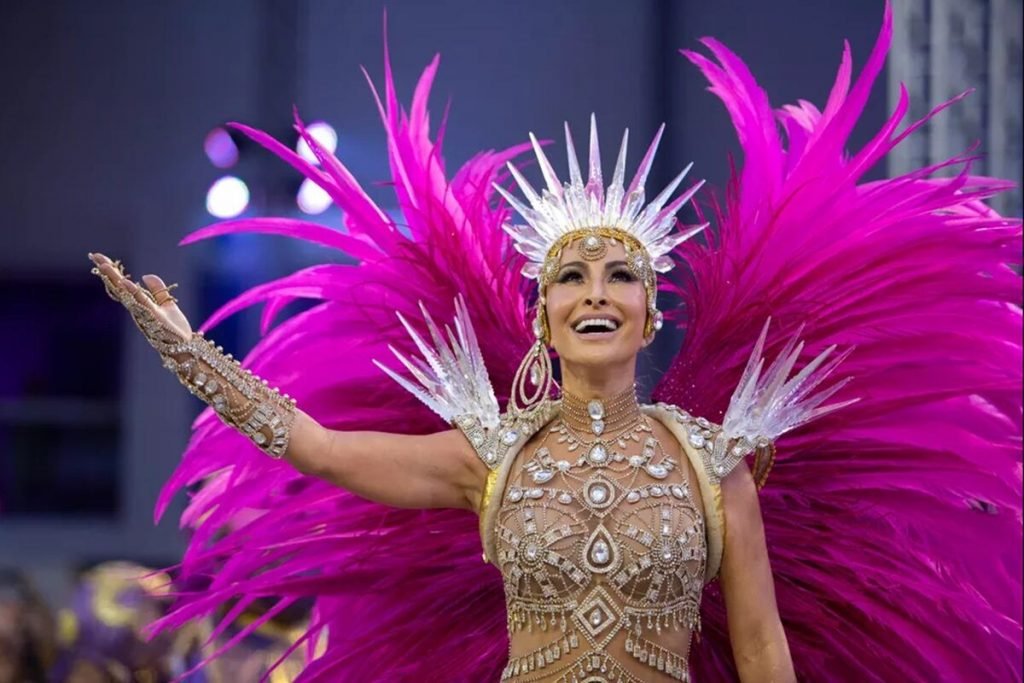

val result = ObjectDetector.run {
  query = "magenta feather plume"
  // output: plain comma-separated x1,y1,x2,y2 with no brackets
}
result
149,44,532,682
655,3,1022,681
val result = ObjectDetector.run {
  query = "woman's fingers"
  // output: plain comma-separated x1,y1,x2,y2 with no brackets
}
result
141,274,178,307
99,263,122,284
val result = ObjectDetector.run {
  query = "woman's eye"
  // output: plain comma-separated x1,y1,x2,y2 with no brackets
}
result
610,269,637,282
558,271,583,284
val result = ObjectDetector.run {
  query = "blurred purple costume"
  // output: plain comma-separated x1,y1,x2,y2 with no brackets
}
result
150,5,1022,681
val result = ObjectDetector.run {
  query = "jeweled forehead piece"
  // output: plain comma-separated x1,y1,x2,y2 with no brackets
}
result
495,114,708,280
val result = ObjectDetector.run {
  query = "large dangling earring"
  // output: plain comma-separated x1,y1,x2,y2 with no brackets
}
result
510,304,557,414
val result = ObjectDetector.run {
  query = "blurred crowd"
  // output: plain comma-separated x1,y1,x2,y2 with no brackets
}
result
0,564,308,683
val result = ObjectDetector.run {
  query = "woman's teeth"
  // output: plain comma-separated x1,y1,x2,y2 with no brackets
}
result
574,318,620,333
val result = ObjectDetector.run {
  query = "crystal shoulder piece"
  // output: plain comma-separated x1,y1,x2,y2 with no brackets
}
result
374,296,504,468
454,401,557,471
717,319,857,485
658,404,773,488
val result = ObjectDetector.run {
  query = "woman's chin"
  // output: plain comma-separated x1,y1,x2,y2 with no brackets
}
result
558,344,639,369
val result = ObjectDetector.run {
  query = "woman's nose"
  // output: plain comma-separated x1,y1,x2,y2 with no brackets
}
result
584,283,609,307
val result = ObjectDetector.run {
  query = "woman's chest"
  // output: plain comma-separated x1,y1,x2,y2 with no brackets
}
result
494,415,707,613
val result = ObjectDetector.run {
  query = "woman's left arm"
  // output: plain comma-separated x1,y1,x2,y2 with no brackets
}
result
719,461,796,683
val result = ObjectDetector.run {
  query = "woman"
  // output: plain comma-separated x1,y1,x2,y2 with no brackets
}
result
88,4,1021,681
90,112,831,681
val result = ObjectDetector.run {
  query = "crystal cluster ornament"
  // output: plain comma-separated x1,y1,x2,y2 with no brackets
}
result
719,318,858,459
495,115,707,279
374,295,500,430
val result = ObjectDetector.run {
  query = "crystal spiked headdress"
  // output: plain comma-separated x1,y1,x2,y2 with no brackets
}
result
494,114,707,287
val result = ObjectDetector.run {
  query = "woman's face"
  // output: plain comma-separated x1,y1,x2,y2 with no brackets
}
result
544,239,649,369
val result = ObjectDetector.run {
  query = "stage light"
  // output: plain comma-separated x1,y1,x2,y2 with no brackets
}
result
296,121,338,164
297,178,332,215
206,176,250,218
204,127,239,168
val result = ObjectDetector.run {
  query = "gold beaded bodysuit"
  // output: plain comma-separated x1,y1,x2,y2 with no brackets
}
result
459,390,738,683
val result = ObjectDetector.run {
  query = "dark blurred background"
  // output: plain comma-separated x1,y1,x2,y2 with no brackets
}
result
0,0,1019,679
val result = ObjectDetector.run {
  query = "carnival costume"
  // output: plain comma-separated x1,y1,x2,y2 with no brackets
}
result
93,4,1022,681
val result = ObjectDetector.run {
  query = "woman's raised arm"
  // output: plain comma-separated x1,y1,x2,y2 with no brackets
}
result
90,253,489,512
287,413,487,510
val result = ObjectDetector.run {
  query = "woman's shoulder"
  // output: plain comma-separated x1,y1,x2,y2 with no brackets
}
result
454,398,561,471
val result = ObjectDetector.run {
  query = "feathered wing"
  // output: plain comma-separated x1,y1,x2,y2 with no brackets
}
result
653,3,1023,681
148,47,531,682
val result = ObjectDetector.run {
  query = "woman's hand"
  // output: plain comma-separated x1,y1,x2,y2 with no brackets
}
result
88,253,486,508
88,252,192,342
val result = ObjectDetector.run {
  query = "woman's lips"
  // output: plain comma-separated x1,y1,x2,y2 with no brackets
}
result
571,327,619,341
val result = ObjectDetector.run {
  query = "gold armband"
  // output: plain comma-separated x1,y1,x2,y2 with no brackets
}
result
751,440,776,490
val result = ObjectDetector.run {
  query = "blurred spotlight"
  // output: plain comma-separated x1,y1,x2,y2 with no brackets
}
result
204,127,240,168
206,176,250,218
296,121,338,163
297,178,332,215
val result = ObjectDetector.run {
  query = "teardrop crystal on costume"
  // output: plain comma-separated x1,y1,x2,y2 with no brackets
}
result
582,524,618,573
588,400,604,420
591,420,605,436
532,470,554,484
588,444,608,465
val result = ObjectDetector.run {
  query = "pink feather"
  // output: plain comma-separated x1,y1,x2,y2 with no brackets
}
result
658,3,1022,681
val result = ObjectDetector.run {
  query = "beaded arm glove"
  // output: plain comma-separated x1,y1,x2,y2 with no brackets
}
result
92,259,296,458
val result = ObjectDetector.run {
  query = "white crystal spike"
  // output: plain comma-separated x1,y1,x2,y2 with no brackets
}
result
506,162,542,209
529,133,562,197
373,296,500,429
586,114,604,202
626,123,664,197
721,319,858,444
639,162,694,222
565,122,584,188
604,129,630,224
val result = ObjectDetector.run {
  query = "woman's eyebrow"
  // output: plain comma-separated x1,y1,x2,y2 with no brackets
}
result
557,260,630,273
